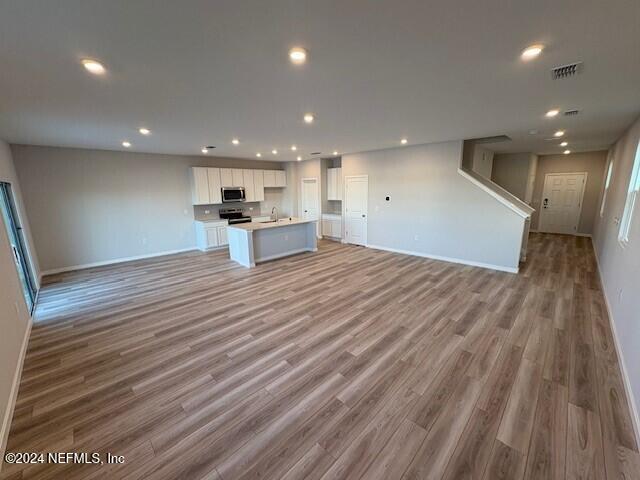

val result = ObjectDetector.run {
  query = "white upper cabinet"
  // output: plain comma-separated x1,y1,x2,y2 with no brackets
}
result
232,168,244,187
243,169,255,202
220,168,233,187
254,170,265,201
191,167,210,205
207,168,222,204
263,170,276,188
327,167,342,201
191,167,284,205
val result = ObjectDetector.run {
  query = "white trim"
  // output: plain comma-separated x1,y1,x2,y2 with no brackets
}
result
41,247,198,275
538,171,588,234
529,229,592,238
367,244,519,273
458,168,533,219
1,319,32,458
592,243,640,447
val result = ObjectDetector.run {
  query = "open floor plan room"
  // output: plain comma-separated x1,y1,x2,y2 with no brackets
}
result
1,235,638,479
1,1,640,479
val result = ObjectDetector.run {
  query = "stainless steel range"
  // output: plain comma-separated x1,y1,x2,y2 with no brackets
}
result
219,207,252,224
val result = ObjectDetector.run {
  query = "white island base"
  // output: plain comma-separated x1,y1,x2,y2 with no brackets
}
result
227,218,318,268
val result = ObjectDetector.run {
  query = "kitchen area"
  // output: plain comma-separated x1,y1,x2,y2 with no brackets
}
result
190,158,344,267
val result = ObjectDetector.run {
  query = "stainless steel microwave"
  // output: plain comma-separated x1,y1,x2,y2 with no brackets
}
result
221,186,246,203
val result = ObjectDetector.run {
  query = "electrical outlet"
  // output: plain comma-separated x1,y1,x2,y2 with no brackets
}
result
249,207,254,211
204,209,210,214
142,238,147,245
618,288,623,303
284,235,289,241
414,235,419,241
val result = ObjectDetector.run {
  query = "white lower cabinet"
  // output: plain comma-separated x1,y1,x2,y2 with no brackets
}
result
321,214,342,239
195,220,229,250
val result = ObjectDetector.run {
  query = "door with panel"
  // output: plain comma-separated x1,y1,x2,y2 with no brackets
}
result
344,175,368,245
275,170,286,187
538,172,587,234
301,178,320,226
207,168,222,204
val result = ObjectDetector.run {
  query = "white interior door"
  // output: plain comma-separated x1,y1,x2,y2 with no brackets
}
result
301,178,319,221
539,172,587,234
345,175,368,246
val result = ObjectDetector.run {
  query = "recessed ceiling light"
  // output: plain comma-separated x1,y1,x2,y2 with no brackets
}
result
291,145,297,151
560,141,568,147
554,130,565,137
139,128,151,135
401,138,408,144
272,149,278,155
256,153,262,157
304,113,314,124
289,47,307,65
122,141,131,148
82,59,106,75
521,44,544,60
297,156,302,161
333,151,338,155
564,150,571,155
232,138,239,145
201,147,208,154
545,109,560,118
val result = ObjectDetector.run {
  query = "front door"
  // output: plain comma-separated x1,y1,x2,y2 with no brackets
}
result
345,175,368,246
539,172,587,234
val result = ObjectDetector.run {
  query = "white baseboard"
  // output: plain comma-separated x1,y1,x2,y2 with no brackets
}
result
592,243,640,448
0,318,32,458
41,247,198,276
366,244,519,273
529,229,592,238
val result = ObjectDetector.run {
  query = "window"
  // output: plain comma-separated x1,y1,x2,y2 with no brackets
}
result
619,141,640,244
600,154,614,217
0,182,37,312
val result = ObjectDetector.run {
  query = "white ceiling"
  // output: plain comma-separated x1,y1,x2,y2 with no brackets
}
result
1,0,639,161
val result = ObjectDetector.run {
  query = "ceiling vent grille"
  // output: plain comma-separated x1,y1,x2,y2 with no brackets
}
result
551,62,583,79
564,109,580,116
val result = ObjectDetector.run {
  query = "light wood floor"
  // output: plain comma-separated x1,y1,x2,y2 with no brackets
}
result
2,234,639,479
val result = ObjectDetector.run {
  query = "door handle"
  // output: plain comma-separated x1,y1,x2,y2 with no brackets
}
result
362,214,366,218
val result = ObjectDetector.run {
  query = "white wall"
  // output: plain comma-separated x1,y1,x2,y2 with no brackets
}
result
342,141,525,271
491,153,535,202
593,115,640,433
472,145,494,179
11,145,287,272
0,140,36,456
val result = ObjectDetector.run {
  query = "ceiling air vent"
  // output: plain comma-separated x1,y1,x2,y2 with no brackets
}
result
551,62,583,80
564,109,580,116
310,151,322,155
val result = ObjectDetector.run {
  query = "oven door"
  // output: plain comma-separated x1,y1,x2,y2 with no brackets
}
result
221,187,246,203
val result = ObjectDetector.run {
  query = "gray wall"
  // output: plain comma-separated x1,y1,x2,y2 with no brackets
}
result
0,140,36,455
593,115,640,432
11,145,286,272
531,151,607,234
492,153,534,202
342,141,525,271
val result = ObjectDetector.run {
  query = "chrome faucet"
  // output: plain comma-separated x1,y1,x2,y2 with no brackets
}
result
271,206,279,222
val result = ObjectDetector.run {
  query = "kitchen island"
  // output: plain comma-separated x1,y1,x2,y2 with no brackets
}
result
227,218,318,268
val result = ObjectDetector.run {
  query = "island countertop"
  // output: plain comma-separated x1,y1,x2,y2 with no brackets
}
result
226,217,316,232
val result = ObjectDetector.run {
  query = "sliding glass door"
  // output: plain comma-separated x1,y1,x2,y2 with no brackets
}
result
0,182,37,313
